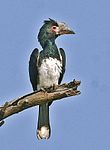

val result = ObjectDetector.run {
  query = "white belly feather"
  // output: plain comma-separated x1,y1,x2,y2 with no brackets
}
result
37,57,62,90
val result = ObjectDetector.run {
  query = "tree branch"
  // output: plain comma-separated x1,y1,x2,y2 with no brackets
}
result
0,79,81,126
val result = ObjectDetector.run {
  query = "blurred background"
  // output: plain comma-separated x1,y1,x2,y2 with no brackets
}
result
0,0,110,149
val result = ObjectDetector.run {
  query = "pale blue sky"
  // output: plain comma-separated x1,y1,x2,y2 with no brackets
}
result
0,0,110,150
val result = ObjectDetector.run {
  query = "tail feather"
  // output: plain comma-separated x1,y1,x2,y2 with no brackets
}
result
37,103,51,139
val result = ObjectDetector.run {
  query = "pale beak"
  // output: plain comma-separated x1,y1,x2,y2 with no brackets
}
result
57,22,75,35
61,29,75,34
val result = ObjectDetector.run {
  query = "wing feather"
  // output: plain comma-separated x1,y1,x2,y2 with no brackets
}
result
29,48,39,91
58,48,66,84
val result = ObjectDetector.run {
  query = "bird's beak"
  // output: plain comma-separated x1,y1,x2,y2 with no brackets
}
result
57,22,75,35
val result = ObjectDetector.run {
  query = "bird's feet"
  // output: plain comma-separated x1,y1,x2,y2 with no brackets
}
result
38,84,57,93
38,88,47,93
46,84,57,92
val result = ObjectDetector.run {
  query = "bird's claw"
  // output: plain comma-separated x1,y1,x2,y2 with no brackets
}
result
46,84,57,92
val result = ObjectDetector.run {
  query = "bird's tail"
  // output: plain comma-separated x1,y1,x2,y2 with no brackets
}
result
37,103,51,139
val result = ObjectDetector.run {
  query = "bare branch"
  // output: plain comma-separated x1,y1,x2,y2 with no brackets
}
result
0,79,81,126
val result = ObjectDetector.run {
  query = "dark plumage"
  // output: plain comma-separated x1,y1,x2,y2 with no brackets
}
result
29,18,75,139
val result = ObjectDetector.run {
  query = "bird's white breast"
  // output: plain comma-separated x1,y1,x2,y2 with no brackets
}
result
37,57,62,90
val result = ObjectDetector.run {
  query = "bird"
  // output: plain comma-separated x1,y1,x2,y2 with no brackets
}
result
29,18,75,140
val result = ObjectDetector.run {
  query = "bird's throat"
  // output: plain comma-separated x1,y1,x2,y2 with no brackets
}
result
42,39,60,59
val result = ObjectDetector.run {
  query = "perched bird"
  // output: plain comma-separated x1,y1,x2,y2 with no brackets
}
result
29,18,75,139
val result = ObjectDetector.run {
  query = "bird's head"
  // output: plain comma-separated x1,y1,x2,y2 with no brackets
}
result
38,18,75,48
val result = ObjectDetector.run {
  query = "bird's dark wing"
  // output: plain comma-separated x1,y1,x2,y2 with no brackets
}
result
29,48,39,91
58,48,66,84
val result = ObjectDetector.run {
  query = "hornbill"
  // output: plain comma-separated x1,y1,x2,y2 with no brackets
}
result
29,18,75,139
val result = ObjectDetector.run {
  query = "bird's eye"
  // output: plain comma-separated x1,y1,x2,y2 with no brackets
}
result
52,26,57,30
51,26,59,34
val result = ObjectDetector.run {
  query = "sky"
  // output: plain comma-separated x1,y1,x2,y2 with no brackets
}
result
0,0,110,149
